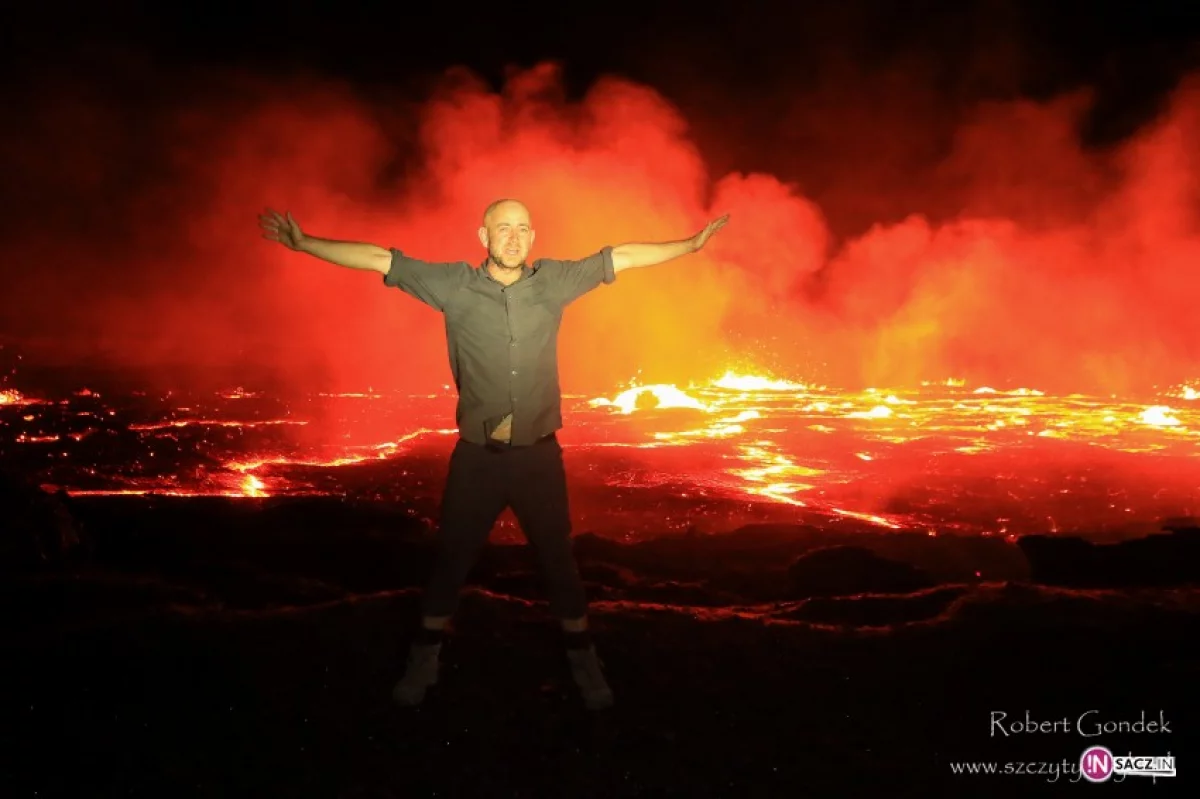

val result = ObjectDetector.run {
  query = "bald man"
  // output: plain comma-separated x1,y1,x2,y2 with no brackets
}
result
260,201,728,710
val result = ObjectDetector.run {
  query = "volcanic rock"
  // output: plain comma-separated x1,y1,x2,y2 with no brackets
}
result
0,468,86,571
1017,527,1200,588
785,544,936,597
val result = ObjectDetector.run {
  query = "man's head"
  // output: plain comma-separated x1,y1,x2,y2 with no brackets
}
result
478,199,534,270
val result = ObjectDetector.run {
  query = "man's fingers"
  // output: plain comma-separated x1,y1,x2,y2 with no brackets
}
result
696,215,728,241
700,214,728,234
259,212,285,229
262,208,292,227
260,209,297,247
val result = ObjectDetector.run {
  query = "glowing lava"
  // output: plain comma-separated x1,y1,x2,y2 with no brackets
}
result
588,384,710,414
3,370,1200,537
1,388,35,406
578,370,1200,534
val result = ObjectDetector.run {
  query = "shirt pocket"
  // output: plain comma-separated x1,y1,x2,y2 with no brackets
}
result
519,284,561,330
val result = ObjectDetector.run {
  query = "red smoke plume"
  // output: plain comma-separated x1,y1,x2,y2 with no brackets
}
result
1,62,1198,398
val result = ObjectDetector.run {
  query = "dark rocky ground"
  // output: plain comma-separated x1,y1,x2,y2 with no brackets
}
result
2,484,1198,797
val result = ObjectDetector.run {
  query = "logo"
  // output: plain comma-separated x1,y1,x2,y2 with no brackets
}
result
1080,746,1176,783
1080,746,1115,782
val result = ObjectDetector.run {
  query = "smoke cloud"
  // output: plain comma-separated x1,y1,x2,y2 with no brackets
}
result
1,54,1198,399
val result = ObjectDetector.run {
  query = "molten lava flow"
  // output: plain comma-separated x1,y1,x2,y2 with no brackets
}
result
580,370,1200,534
1139,406,1181,427
241,474,267,498
221,427,456,496
128,419,307,431
712,372,808,392
0,388,40,407
588,384,711,414
581,372,913,526
2,370,1200,537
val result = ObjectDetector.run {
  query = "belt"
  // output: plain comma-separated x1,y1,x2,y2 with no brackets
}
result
483,432,557,453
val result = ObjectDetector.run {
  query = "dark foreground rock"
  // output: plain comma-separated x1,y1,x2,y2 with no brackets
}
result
2,496,1199,796
1017,526,1200,588
0,468,86,570
3,579,1197,798
786,544,937,597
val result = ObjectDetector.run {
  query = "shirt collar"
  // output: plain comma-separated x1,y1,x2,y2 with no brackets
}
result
480,259,534,284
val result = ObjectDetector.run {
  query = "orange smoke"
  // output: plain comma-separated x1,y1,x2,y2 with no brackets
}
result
2,62,1199,408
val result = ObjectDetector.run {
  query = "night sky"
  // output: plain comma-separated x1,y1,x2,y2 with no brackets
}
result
1,1,1198,395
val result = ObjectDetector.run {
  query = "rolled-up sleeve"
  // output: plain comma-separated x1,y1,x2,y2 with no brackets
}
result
538,246,616,305
382,249,470,311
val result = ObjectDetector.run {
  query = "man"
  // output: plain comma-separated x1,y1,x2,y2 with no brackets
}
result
259,200,728,710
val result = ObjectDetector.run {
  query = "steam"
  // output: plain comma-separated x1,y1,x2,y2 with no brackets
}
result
1,59,1197,401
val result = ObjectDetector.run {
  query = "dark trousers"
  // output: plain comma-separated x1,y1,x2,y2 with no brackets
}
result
420,434,590,620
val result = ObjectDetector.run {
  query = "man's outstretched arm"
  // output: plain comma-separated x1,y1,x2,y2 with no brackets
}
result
611,214,729,274
259,208,467,310
260,209,391,273
297,236,392,273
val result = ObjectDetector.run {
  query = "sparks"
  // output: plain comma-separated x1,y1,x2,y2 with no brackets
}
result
711,371,808,392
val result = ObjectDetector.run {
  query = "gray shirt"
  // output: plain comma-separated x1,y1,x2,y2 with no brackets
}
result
382,246,617,445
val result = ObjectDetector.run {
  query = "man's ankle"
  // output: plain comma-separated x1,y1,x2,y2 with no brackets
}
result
414,618,447,646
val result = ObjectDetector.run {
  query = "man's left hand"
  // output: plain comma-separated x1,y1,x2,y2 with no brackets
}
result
691,214,730,252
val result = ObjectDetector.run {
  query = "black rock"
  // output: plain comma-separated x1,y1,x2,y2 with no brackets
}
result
1017,528,1200,588
0,468,86,571
786,544,936,597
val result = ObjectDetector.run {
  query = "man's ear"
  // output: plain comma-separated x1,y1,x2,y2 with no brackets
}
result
477,227,488,249
529,229,536,249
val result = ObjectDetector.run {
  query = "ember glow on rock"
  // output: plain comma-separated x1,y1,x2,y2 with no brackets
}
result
2,370,1197,542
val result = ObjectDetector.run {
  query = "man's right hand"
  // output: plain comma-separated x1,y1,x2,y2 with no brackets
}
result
260,209,305,250
259,212,392,273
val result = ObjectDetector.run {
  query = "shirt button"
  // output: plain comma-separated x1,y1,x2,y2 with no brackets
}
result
511,369,518,375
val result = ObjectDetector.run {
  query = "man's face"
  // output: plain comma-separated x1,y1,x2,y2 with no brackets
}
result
480,202,534,269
